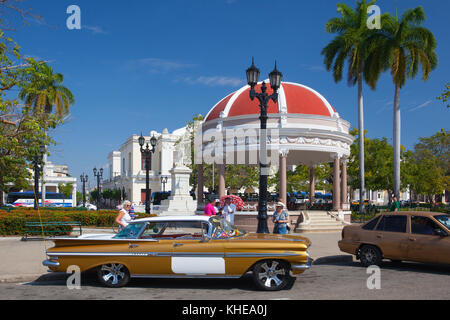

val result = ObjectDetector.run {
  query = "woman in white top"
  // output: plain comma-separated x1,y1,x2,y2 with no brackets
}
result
115,200,132,229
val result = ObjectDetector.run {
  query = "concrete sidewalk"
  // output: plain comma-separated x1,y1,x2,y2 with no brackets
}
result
0,229,351,283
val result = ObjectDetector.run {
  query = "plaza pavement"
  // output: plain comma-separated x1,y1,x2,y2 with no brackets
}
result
0,228,351,283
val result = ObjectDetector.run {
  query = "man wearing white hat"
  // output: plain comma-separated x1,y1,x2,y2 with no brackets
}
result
272,202,290,234
222,197,236,225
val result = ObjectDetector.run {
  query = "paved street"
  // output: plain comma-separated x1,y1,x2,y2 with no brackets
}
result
1,230,449,300
1,260,449,300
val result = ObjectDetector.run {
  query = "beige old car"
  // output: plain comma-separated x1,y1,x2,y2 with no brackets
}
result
43,215,312,291
339,211,450,266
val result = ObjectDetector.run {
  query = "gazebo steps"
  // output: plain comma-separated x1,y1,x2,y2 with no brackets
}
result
296,225,344,231
295,210,346,232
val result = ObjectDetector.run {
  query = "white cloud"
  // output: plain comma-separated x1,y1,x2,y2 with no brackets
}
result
178,76,244,87
127,58,195,74
300,64,325,72
83,25,108,34
409,100,433,112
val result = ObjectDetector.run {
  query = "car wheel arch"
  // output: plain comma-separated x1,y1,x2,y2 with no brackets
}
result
247,258,292,273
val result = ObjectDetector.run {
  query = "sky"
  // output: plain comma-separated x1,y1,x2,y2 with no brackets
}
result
7,0,450,190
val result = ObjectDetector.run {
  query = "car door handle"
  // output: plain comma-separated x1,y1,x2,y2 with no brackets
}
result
173,243,184,248
408,237,416,242
376,235,383,238
129,244,139,248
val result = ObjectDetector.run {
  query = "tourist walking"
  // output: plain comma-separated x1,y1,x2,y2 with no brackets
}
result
272,202,290,234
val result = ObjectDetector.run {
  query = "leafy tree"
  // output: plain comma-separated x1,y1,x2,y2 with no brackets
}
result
414,128,449,177
19,61,75,119
18,47,75,206
76,191,83,205
58,183,73,204
408,150,445,203
268,163,332,194
348,128,394,195
225,165,259,193
437,83,449,108
0,31,61,204
369,6,438,198
408,129,449,202
90,189,99,204
321,0,388,212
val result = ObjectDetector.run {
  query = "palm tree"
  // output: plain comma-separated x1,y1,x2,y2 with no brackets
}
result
19,61,75,119
19,60,75,206
321,0,386,213
369,6,437,199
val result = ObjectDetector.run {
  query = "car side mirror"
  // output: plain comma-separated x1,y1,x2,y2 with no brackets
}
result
436,229,448,237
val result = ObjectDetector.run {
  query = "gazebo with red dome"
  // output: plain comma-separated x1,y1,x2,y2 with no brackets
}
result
196,80,354,222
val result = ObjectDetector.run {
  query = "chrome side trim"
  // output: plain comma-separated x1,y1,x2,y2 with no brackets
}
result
238,238,306,242
42,260,60,267
47,238,158,242
131,274,241,279
46,251,304,258
47,252,150,257
225,252,302,258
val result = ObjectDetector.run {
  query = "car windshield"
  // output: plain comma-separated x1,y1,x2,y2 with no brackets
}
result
113,222,146,239
434,215,450,230
209,216,246,239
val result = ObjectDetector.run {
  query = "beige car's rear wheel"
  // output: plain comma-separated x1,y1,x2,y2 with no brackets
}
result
252,260,292,291
359,245,382,267
97,263,130,288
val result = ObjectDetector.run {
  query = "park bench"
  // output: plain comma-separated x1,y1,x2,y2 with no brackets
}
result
22,221,82,241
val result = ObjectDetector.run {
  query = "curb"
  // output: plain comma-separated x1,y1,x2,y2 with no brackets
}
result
312,255,354,265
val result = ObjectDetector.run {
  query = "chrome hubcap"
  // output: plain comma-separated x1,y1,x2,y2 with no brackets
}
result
364,249,375,262
101,264,126,285
258,261,286,288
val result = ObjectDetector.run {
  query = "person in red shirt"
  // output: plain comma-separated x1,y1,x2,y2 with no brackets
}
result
204,198,217,216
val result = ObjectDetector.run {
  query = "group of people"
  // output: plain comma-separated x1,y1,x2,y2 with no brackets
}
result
204,197,237,225
204,197,291,235
115,197,291,235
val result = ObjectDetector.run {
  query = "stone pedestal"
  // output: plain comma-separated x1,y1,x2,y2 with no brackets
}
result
156,165,197,215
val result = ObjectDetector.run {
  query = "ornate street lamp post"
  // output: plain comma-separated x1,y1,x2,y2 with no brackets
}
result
160,175,168,192
80,173,88,208
33,145,46,209
93,167,103,211
246,58,282,233
139,133,157,213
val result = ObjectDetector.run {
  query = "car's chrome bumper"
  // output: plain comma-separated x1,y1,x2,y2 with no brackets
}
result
292,254,314,271
42,259,60,268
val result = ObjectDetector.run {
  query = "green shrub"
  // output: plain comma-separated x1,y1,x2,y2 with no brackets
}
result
0,209,154,235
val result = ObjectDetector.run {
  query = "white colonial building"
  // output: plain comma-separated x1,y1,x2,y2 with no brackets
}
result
102,127,187,207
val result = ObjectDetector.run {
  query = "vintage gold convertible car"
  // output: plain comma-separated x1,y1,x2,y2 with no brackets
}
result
43,215,312,291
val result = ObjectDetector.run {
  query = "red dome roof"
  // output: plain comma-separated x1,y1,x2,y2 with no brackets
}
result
204,81,338,122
